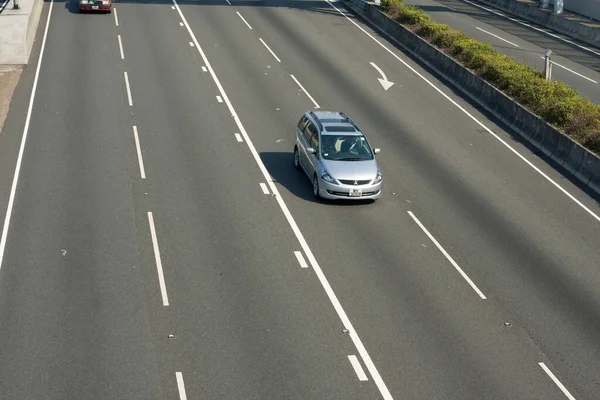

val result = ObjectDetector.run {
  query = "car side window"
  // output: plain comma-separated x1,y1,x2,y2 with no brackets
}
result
303,121,317,143
310,131,319,150
297,116,308,131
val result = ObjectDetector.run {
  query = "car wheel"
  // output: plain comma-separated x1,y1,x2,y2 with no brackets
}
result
293,147,301,171
313,175,320,199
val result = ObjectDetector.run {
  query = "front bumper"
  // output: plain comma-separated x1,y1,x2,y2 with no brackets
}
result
318,178,383,200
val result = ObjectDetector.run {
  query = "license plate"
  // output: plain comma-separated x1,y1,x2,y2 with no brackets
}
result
349,188,362,197
92,5,98,8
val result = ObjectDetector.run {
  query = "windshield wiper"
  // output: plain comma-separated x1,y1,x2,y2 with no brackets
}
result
336,157,368,161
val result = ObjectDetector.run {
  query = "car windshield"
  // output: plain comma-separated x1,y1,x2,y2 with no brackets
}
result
320,134,374,161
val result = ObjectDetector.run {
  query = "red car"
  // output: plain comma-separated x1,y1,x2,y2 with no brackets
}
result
79,0,112,12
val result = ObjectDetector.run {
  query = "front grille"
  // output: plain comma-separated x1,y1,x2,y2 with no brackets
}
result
338,179,371,185
327,190,380,197
328,191,349,196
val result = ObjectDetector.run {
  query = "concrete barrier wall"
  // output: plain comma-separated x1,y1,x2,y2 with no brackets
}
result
547,0,600,20
0,0,43,65
360,3,600,195
474,0,600,48
564,0,600,21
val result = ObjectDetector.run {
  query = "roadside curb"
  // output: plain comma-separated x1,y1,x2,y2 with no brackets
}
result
472,0,600,50
0,0,44,65
345,1,600,197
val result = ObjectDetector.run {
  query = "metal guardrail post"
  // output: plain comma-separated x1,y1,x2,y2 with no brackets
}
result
544,48,553,80
13,0,19,10
553,0,563,14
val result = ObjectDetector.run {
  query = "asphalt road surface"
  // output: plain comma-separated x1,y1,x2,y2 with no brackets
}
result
403,0,600,103
0,0,599,399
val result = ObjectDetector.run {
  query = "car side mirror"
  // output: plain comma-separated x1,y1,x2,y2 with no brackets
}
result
374,148,381,154
306,147,317,154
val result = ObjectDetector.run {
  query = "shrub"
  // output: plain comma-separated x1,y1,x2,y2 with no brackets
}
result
507,73,551,110
397,6,430,26
418,21,450,40
431,29,469,49
479,53,516,90
381,0,405,18
380,2,600,155
380,0,403,12
566,101,600,151
451,38,495,68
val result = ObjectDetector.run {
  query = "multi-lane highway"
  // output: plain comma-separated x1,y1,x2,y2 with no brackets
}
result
0,0,599,399
404,0,600,103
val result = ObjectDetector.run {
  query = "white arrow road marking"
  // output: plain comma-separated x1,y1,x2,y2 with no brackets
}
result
370,62,394,91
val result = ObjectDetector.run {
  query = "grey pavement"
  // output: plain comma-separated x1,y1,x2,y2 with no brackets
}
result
0,0,599,399
404,0,600,103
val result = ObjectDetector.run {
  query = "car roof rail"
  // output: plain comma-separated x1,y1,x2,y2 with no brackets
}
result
339,112,360,131
308,111,323,130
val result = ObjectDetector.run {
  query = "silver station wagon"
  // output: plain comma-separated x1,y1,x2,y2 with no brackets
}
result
294,111,383,200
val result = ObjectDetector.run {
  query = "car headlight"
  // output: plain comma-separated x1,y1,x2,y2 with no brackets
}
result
372,170,383,184
321,170,337,184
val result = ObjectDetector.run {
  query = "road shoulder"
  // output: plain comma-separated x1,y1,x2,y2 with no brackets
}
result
0,66,23,136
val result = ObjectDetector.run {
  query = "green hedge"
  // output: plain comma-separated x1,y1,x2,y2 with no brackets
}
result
380,0,600,153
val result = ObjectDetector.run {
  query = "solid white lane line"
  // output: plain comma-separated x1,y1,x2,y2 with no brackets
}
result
216,95,223,103
124,71,133,106
259,38,281,62
234,133,243,142
201,66,207,72
325,0,600,224
236,11,253,30
551,62,598,83
290,74,320,109
225,0,231,4
461,0,600,57
189,42,194,47
408,211,487,299
538,56,598,83
117,35,125,59
176,372,188,400
132,126,146,179
539,363,576,400
294,251,309,268
260,183,270,194
148,212,169,306
476,27,519,47
113,7,119,26
0,0,54,273
174,4,393,398
348,355,369,381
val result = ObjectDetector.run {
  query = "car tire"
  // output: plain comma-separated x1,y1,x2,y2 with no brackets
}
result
313,175,321,199
294,147,301,171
